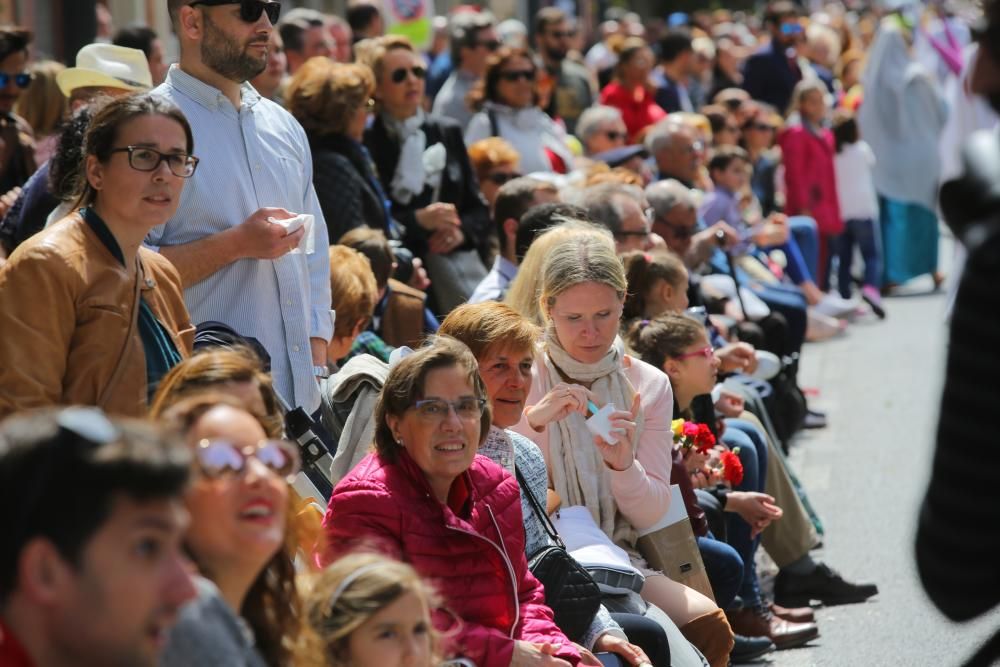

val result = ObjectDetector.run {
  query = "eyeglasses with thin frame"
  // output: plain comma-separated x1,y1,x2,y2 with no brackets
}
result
109,146,200,178
499,69,536,83
196,438,301,482
411,397,487,423
0,71,31,89
676,345,714,361
390,65,427,84
188,0,281,24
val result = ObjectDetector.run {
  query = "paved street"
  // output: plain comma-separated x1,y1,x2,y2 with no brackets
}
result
749,239,1000,666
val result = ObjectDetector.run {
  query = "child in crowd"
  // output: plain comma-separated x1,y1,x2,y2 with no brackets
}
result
304,552,441,667
778,80,843,291
832,110,885,318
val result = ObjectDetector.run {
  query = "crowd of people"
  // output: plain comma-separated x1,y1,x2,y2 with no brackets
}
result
0,0,985,664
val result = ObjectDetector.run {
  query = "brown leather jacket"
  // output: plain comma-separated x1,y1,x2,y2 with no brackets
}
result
0,213,194,418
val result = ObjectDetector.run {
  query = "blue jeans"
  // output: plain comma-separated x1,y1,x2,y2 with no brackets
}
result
788,216,819,280
836,217,883,296
722,420,769,609
698,533,744,608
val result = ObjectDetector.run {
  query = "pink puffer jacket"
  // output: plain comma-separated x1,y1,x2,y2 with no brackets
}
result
320,450,581,667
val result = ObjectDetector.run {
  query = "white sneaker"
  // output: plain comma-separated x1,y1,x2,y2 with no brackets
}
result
812,292,860,319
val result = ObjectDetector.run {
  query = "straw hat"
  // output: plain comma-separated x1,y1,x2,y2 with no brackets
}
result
56,43,153,96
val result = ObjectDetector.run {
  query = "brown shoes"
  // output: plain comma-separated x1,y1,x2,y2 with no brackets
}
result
770,602,815,623
726,607,819,650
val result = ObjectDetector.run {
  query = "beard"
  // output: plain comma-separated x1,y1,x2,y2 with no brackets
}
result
545,44,568,61
200,14,268,82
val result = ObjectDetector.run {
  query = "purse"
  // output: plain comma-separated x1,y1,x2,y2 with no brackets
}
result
515,468,602,643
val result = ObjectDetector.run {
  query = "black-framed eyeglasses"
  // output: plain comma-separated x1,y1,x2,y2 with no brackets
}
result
0,71,31,89
656,220,696,239
411,397,487,423
499,69,536,83
485,171,522,185
188,0,281,25
109,146,200,178
390,65,427,84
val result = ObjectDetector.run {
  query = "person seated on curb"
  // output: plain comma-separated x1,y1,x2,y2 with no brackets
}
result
0,407,196,665
322,337,583,666
468,176,559,304
154,395,306,667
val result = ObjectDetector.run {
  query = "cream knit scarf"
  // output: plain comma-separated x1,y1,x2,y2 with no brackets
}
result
540,331,645,547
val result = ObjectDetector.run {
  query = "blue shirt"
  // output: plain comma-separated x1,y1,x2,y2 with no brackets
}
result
468,256,518,304
149,66,333,411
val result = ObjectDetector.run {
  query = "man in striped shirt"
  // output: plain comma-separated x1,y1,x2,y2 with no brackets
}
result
150,0,332,412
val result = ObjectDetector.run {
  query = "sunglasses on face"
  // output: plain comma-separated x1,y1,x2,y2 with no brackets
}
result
485,171,522,185
603,130,627,141
189,0,281,24
0,71,31,89
657,220,696,239
499,69,536,83
549,30,576,39
390,65,427,84
476,40,501,51
196,438,301,481
780,22,804,36
109,146,200,178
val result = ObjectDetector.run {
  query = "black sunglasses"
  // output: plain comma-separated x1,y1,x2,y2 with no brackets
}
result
189,0,281,24
485,171,522,185
500,69,536,83
603,130,627,141
390,65,427,84
0,72,31,89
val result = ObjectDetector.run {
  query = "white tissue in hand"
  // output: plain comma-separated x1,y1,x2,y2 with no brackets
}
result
586,403,622,445
267,213,315,254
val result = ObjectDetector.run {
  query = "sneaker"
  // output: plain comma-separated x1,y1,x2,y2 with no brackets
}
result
774,562,879,608
861,285,886,320
812,292,860,319
803,409,827,430
805,310,847,342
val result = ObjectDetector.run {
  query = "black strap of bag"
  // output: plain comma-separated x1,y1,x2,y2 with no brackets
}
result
487,108,500,138
515,467,601,642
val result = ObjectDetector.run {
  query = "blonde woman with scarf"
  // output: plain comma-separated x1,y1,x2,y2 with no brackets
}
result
511,232,734,667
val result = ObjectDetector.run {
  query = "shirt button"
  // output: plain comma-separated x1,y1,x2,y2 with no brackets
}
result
293,345,300,352
285,299,292,306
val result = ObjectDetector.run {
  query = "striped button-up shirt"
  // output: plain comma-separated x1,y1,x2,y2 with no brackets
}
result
148,66,332,412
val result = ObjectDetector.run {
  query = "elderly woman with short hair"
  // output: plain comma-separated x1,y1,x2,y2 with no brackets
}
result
285,57,392,244
576,104,629,156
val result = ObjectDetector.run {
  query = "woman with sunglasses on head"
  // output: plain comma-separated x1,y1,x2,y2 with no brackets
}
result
359,35,490,315
0,92,195,419
322,336,582,667
598,37,667,144
285,58,395,246
156,394,304,667
466,46,575,175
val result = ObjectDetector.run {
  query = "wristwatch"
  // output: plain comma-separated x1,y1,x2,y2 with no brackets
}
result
312,364,330,379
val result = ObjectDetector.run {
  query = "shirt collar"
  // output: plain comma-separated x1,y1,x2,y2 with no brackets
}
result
165,65,261,113
494,255,519,282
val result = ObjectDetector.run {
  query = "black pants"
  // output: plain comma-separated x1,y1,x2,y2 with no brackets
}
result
608,613,671,666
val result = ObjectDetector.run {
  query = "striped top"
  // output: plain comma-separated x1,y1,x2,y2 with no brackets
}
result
148,66,332,411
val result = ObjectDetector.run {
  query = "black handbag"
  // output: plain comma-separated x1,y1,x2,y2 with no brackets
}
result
515,467,602,642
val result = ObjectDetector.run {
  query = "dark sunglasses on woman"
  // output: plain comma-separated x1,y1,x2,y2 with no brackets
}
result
0,72,31,89
188,0,281,25
500,69,536,83
391,65,427,84
196,438,301,482
485,171,522,185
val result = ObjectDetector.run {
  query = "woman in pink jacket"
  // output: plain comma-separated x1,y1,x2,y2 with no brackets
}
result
321,336,580,667
509,232,733,667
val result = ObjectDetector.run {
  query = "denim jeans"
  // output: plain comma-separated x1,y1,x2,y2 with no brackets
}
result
698,533,744,609
836,217,883,296
721,420,769,609
788,216,819,280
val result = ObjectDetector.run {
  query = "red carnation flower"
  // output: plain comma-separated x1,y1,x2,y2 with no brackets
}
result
694,423,716,453
720,450,744,486
682,422,700,438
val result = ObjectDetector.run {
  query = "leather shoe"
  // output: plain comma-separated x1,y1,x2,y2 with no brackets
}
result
774,562,879,607
730,633,775,663
726,607,818,650
770,602,814,623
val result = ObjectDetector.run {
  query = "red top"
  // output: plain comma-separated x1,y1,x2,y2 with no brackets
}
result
599,81,668,142
0,621,35,667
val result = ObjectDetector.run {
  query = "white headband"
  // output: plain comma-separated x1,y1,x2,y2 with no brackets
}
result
326,562,390,611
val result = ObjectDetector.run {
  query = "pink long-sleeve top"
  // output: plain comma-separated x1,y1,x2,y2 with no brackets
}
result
511,353,675,532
